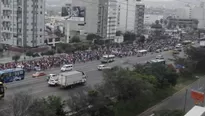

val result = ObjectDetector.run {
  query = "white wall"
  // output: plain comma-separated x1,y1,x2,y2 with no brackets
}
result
191,6,205,29
144,14,163,25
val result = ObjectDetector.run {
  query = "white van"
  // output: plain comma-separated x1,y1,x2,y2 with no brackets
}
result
61,64,73,72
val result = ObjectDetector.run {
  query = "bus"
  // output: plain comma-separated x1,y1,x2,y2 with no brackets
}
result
0,68,25,83
148,59,166,65
101,55,115,63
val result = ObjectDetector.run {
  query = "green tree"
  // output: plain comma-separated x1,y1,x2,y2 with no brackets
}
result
86,33,99,41
164,19,168,25
123,31,136,42
138,35,145,43
116,31,122,36
12,55,20,62
160,19,163,24
8,92,33,116
26,51,33,57
134,63,179,88
185,46,205,72
70,36,81,43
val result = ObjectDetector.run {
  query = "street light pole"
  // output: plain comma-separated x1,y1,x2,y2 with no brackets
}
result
183,89,188,113
125,0,128,31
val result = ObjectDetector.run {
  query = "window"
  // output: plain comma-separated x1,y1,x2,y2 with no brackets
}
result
40,11,42,14
49,38,52,42
40,28,42,31
40,35,42,37
55,38,60,42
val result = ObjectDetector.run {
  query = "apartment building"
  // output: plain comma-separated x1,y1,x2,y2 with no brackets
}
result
97,0,118,40
117,0,136,32
0,0,45,47
134,0,145,35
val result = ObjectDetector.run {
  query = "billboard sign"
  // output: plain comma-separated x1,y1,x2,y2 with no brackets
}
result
61,4,85,22
191,90,204,103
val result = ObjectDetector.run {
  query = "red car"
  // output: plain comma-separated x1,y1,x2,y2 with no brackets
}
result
32,72,46,78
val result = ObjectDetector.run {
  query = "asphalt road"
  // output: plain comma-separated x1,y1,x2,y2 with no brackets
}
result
0,51,173,111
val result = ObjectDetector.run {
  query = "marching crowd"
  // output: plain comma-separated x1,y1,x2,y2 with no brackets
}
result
0,37,183,72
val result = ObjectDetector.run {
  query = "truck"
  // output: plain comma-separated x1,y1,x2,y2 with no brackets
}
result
48,70,87,88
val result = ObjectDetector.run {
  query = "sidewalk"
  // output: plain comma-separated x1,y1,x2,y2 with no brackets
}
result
0,55,42,64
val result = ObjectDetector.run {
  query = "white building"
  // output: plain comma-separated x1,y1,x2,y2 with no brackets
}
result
191,3,205,29
70,0,99,34
144,14,163,25
117,0,136,32
175,6,192,19
134,0,145,35
0,0,45,47
97,0,118,40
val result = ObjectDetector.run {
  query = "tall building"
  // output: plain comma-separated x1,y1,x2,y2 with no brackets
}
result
134,0,145,35
0,0,45,47
117,0,136,32
97,0,118,40
191,2,205,29
175,5,192,19
68,0,99,34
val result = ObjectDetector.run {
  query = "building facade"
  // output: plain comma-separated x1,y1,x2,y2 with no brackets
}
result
0,0,45,47
117,0,136,32
175,6,192,19
134,0,145,35
168,18,198,29
97,0,118,40
144,14,163,26
191,2,205,29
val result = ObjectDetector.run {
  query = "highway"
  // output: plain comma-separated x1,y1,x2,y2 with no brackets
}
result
0,51,173,111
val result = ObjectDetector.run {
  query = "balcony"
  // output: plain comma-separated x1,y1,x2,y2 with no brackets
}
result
1,16,11,21
2,5,11,10
1,27,12,33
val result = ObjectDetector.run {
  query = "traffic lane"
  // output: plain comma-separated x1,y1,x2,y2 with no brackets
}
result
5,70,102,98
124,51,172,65
5,51,173,98
5,52,167,89
152,77,205,113
26,70,103,100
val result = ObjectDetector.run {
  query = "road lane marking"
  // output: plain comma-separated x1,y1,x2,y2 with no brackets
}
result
30,90,44,95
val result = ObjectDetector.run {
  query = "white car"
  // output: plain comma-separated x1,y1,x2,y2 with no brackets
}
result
156,55,164,60
97,65,112,71
61,64,73,72
47,74,57,81
163,47,168,51
156,49,161,53
48,78,58,86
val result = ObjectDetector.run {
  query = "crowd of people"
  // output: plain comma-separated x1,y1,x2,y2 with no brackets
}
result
0,36,188,72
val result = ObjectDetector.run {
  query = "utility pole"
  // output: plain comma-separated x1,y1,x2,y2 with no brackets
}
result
125,0,128,31
16,1,20,46
183,89,188,113
109,17,111,40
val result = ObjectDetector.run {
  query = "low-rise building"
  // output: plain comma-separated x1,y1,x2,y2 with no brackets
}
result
168,18,198,29
45,32,64,47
